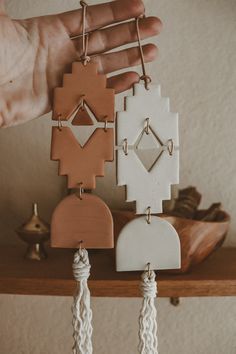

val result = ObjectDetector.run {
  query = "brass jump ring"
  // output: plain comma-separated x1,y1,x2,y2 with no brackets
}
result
104,117,108,132
57,114,63,131
167,139,174,156
79,240,83,250
78,182,84,200
146,206,151,224
123,138,128,156
147,262,152,278
145,118,150,134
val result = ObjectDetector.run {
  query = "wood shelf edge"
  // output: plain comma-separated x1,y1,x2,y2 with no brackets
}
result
1,246,236,297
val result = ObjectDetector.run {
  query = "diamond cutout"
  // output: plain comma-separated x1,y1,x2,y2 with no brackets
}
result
134,127,163,172
69,103,97,147
66,101,114,148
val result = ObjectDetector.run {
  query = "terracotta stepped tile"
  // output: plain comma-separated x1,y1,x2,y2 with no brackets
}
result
51,126,114,189
51,193,114,249
52,62,115,122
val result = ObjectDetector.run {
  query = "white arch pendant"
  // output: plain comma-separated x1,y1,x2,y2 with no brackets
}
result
116,216,181,271
117,83,179,214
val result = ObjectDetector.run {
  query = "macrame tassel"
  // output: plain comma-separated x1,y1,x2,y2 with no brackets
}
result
72,248,93,354
138,269,158,354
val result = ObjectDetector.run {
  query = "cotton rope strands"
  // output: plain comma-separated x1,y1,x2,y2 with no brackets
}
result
72,248,93,354
138,269,158,354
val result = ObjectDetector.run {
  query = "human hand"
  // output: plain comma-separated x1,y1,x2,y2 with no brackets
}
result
0,0,162,127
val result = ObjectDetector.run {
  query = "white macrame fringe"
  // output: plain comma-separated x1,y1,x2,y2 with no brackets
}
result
72,248,93,354
138,270,158,354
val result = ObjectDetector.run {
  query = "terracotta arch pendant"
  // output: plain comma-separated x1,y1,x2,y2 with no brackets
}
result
51,62,115,189
51,193,114,249
117,83,179,214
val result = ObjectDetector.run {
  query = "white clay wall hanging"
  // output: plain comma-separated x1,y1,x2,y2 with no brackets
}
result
115,17,181,354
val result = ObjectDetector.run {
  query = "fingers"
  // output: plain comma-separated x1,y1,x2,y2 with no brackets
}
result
92,43,158,75
73,16,162,56
58,0,145,36
107,72,140,93
0,0,5,14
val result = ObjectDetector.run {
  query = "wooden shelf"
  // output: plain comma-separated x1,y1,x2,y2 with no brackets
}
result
0,246,236,297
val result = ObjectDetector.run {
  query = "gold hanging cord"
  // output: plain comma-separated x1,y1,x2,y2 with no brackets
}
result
80,1,90,65
135,17,152,90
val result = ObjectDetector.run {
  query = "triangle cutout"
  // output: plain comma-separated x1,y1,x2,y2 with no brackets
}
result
72,104,94,126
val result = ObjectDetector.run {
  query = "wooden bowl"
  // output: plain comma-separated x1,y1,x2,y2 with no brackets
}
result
112,209,230,273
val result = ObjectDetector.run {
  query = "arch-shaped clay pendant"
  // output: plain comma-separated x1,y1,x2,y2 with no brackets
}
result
51,193,114,249
116,216,180,271
117,83,179,214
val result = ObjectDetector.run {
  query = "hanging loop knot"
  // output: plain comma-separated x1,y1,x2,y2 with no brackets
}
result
80,54,91,65
140,269,157,298
140,75,152,90
73,248,91,281
80,0,88,6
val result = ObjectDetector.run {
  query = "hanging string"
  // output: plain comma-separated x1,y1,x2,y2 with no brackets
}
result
72,247,93,354
136,17,152,90
138,266,158,354
80,1,90,65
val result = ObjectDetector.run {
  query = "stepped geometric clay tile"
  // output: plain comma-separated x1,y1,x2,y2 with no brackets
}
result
51,126,114,189
52,62,114,122
51,62,115,189
117,83,179,214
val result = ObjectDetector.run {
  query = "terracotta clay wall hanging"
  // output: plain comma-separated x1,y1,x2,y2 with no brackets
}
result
50,1,114,249
50,2,115,351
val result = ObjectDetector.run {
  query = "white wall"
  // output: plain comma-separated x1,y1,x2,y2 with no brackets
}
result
0,295,236,354
0,0,236,353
